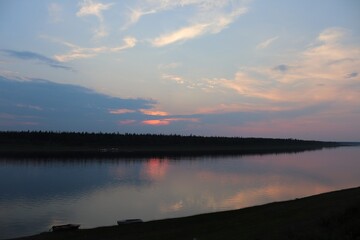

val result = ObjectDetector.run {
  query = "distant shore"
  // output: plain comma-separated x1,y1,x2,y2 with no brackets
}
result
11,186,360,240
0,131,343,158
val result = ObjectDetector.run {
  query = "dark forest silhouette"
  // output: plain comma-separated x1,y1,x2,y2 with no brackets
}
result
0,131,341,158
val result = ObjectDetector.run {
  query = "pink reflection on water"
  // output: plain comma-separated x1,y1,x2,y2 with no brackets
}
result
141,158,169,181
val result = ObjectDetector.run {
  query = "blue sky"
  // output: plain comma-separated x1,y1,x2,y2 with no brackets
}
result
0,0,359,140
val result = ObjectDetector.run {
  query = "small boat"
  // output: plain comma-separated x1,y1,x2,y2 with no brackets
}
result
117,219,143,225
51,224,80,232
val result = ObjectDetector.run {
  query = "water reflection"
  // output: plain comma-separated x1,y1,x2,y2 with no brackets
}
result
0,146,359,239
141,158,169,181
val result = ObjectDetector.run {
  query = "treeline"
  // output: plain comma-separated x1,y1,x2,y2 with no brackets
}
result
0,131,338,148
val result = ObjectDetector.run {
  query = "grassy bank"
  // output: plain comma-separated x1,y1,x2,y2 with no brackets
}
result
12,186,360,240
0,131,341,158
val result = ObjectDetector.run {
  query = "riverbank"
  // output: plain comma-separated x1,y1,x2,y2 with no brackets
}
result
0,131,341,158
12,186,360,240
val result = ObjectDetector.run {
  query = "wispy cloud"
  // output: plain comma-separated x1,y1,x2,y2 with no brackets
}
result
121,7,157,30
151,23,209,47
77,0,113,19
151,7,248,47
317,27,347,43
121,0,249,46
124,0,235,27
1,50,72,70
216,28,360,108
256,36,279,50
76,0,114,39
156,27,359,137
161,73,211,90
51,36,137,62
162,74,185,84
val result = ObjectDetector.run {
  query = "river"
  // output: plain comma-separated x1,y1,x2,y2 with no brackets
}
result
0,146,359,239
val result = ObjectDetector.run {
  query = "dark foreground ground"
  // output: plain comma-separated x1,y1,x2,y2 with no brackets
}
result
12,186,360,240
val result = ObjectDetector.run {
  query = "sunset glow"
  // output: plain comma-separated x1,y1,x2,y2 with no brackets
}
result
142,118,199,126
140,109,169,116
142,120,170,126
0,0,359,140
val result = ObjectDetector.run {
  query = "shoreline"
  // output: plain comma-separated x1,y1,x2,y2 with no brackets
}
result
11,186,360,240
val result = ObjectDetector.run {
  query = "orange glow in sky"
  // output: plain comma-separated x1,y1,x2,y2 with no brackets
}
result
140,109,169,116
142,119,170,126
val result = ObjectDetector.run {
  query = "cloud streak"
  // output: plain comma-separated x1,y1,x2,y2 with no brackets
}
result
124,0,237,26
151,7,248,47
52,36,137,62
77,0,113,19
202,28,360,105
256,36,279,50
147,27,359,138
1,50,72,70
76,0,114,39
121,0,249,47
152,23,209,47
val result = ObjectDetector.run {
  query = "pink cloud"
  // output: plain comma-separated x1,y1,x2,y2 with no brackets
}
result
142,118,200,126
142,119,170,126
140,109,169,116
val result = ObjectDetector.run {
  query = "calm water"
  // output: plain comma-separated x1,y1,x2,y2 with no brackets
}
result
1,146,360,239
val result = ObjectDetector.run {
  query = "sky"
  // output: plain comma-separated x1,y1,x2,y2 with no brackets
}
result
0,0,359,141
